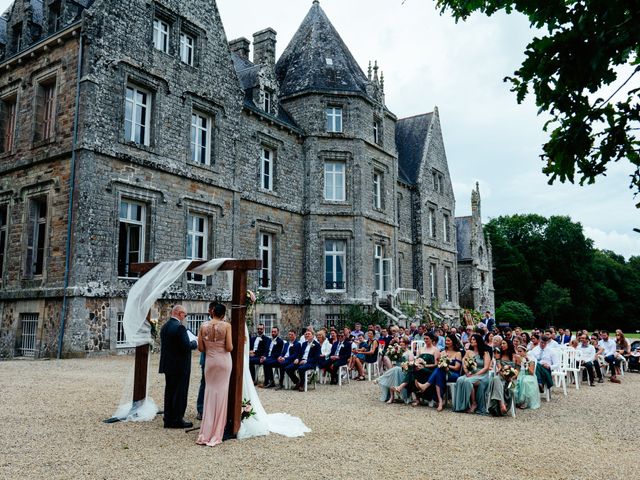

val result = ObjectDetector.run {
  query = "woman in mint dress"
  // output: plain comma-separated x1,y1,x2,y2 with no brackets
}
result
454,334,492,414
515,345,540,410
394,333,439,406
488,340,517,416
377,338,413,403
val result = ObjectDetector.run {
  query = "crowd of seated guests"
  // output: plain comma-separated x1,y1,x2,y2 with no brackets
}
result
248,320,634,411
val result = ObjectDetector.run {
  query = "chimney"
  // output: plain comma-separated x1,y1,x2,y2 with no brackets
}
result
253,28,276,66
229,37,250,60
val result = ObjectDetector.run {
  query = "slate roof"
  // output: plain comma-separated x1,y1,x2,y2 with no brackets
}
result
395,113,433,185
275,1,368,98
231,52,302,133
456,216,473,261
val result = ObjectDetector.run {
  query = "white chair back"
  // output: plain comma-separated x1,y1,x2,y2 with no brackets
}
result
411,340,425,355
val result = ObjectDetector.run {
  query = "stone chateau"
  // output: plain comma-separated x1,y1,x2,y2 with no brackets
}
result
0,0,494,358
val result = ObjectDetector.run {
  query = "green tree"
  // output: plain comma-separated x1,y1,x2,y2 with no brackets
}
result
496,300,535,329
435,0,640,194
535,280,573,327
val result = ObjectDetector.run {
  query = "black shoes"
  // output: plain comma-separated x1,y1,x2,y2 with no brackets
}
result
264,382,275,389
597,378,604,383
164,420,193,429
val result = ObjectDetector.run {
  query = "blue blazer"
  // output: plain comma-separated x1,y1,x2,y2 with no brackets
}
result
250,334,270,357
281,340,302,361
330,340,352,361
298,340,321,367
266,336,284,359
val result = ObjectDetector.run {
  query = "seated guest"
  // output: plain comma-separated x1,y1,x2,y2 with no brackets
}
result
261,326,284,388
326,332,352,384
274,330,301,390
317,329,332,370
415,334,463,411
453,334,492,414
576,334,597,386
544,330,560,349
528,335,559,391
395,333,439,406
249,323,270,383
378,338,413,403
521,332,531,350
286,330,321,392
512,336,522,350
590,334,605,383
435,328,446,351
348,334,367,379
360,330,380,374
488,339,518,416
599,330,621,383
527,333,540,352
615,330,631,364
352,322,365,338
514,346,540,410
461,326,473,345
412,325,426,342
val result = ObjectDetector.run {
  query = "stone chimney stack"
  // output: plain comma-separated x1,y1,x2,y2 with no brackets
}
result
229,37,250,60
471,182,481,220
253,28,277,66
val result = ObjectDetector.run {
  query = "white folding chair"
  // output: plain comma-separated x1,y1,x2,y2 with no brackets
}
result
338,364,350,386
411,340,425,356
303,367,319,392
551,349,568,397
563,347,581,390
366,362,380,381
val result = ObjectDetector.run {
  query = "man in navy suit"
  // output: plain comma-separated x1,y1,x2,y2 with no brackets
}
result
249,323,270,383
159,304,197,429
275,330,301,390
262,326,285,388
288,330,321,391
326,332,352,384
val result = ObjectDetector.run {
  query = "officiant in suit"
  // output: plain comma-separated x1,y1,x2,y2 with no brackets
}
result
159,304,198,428
249,323,270,383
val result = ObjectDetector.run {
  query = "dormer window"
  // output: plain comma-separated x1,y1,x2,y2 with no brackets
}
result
263,91,272,114
12,23,22,54
153,18,170,53
326,106,342,133
49,1,63,34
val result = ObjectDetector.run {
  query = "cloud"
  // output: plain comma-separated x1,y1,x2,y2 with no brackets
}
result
583,227,640,260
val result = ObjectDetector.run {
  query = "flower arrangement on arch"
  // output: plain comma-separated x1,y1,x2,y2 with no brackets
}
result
241,398,256,421
148,318,158,339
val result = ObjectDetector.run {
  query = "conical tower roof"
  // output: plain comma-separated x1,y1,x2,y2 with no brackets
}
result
276,1,369,98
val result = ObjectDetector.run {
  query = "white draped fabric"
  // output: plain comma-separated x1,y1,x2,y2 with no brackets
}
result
115,258,310,438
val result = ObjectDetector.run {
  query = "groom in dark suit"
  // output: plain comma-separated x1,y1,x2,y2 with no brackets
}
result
159,304,197,428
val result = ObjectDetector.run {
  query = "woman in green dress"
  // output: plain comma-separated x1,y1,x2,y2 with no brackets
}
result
514,345,540,410
394,333,439,406
488,339,518,416
454,334,492,414
377,338,413,403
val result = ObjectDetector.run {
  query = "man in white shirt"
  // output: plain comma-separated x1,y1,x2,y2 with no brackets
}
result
598,330,621,383
576,334,597,386
528,335,559,390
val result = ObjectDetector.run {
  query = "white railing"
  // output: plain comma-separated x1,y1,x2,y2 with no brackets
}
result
372,292,404,326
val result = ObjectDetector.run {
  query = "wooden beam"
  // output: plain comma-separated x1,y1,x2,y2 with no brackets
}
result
227,268,248,436
129,259,261,275
132,312,152,403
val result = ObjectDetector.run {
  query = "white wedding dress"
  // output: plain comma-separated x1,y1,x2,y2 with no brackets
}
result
237,326,311,439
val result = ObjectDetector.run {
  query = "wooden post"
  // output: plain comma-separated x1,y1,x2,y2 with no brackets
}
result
227,268,247,436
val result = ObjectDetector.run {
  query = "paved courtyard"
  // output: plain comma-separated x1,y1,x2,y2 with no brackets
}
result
1,355,637,480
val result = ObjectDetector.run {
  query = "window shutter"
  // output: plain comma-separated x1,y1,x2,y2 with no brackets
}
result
34,85,46,142
117,222,127,276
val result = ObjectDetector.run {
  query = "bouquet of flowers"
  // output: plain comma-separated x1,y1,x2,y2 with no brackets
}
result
437,354,450,369
401,361,411,371
241,398,256,421
464,355,478,373
386,343,405,362
499,365,518,381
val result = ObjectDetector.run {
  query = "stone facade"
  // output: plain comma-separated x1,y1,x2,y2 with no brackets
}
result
0,0,493,358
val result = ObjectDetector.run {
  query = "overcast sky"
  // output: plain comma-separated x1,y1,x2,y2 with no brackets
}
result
3,0,638,258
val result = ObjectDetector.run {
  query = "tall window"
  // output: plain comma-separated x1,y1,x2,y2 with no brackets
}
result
25,197,47,278
263,91,272,113
259,233,272,290
444,267,452,302
125,85,151,146
186,213,207,283
1,95,17,153
325,239,346,291
326,106,343,133
35,78,57,142
443,214,450,242
372,171,382,209
259,313,276,332
324,161,345,201
261,147,273,191
118,199,146,278
180,33,195,66
429,263,436,298
0,205,7,278
373,119,381,144
48,1,63,33
153,18,170,53
190,111,211,165
374,244,392,294
428,208,436,238
116,313,134,347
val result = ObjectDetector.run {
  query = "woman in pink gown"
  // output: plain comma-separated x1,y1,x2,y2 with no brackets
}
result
196,304,233,447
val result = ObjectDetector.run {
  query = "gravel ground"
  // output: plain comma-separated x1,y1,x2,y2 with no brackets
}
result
1,355,638,480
